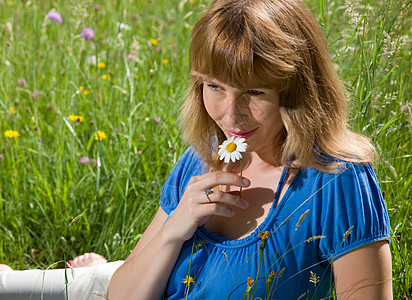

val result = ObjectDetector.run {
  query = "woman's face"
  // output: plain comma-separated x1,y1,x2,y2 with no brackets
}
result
202,76,284,156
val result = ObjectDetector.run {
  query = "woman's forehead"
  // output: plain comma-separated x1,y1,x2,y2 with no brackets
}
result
194,72,279,90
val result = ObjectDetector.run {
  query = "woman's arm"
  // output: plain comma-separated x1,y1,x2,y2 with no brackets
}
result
333,240,392,299
108,207,182,300
108,171,250,300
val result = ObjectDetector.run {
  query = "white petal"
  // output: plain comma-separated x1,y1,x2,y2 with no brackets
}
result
237,145,247,152
224,155,230,163
219,142,227,149
233,152,240,161
230,153,237,163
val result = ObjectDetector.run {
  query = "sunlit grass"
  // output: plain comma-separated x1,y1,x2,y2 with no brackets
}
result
0,0,410,297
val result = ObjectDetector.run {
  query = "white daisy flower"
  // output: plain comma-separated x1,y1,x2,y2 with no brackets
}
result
218,136,247,163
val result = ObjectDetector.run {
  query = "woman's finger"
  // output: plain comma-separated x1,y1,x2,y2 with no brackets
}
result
203,189,249,209
189,171,250,191
202,202,235,218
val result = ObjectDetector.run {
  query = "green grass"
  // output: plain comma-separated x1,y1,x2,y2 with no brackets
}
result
0,0,410,297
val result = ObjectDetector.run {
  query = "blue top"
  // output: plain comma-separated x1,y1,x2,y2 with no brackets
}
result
160,147,390,299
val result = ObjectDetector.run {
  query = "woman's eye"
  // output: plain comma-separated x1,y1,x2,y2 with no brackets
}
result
248,90,264,95
208,84,221,91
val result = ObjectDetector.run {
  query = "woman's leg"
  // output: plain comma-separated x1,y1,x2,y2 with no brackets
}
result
0,260,124,300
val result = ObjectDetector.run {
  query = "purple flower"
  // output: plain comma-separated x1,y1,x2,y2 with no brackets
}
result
153,117,162,124
80,156,91,164
17,78,26,88
32,91,40,100
127,53,135,62
81,28,95,41
47,11,63,23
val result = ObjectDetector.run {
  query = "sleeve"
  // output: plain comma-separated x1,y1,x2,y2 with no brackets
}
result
317,163,391,261
159,146,205,215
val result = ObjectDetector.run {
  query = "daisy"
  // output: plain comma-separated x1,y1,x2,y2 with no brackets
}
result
218,136,247,163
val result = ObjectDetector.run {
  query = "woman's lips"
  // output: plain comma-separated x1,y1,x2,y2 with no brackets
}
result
227,128,257,139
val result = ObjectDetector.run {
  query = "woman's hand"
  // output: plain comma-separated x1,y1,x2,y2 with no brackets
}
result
165,171,251,242
109,171,250,300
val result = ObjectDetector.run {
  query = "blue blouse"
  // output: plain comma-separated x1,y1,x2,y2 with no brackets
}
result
160,147,390,299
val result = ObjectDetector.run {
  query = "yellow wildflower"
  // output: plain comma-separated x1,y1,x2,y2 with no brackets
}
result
69,114,84,122
102,74,108,80
267,271,275,284
259,231,270,241
4,130,20,138
80,86,85,92
149,38,158,45
83,90,90,96
162,59,169,66
184,23,190,29
247,277,254,288
9,107,16,114
97,62,106,68
95,130,107,141
245,277,254,294
181,275,196,287
258,230,270,249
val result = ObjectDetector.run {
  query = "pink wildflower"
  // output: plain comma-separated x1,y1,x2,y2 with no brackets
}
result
81,27,95,41
32,91,40,100
127,53,135,62
17,78,26,88
80,156,90,164
47,11,63,23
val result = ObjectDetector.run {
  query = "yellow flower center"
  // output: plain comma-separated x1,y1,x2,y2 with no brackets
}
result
226,142,237,153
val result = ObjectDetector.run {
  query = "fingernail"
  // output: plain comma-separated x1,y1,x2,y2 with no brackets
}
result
242,178,250,186
241,199,249,207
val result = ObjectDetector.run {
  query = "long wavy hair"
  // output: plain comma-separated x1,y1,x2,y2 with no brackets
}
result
180,0,376,172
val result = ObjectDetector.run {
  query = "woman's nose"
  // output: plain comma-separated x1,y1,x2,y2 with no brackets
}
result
223,93,249,126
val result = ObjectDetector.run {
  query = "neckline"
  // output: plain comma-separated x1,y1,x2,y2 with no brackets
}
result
198,167,301,249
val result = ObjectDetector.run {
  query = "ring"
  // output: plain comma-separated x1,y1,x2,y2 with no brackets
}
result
204,189,212,203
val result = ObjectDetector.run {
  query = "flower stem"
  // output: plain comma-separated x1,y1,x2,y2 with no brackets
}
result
250,248,263,299
184,233,197,299
239,158,243,197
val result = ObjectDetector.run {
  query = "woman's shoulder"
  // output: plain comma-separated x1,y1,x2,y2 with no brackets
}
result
289,161,390,261
299,157,377,184
294,161,383,210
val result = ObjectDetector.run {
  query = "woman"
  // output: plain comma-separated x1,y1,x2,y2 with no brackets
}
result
109,0,392,299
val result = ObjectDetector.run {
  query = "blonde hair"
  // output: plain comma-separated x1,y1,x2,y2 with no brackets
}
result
180,0,376,172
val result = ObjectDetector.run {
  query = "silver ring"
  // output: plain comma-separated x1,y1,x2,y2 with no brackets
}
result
204,189,212,203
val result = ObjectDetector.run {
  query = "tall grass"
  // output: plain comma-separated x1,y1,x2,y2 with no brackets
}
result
0,0,410,297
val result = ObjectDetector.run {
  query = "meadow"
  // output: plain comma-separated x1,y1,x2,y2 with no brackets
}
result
0,0,410,297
